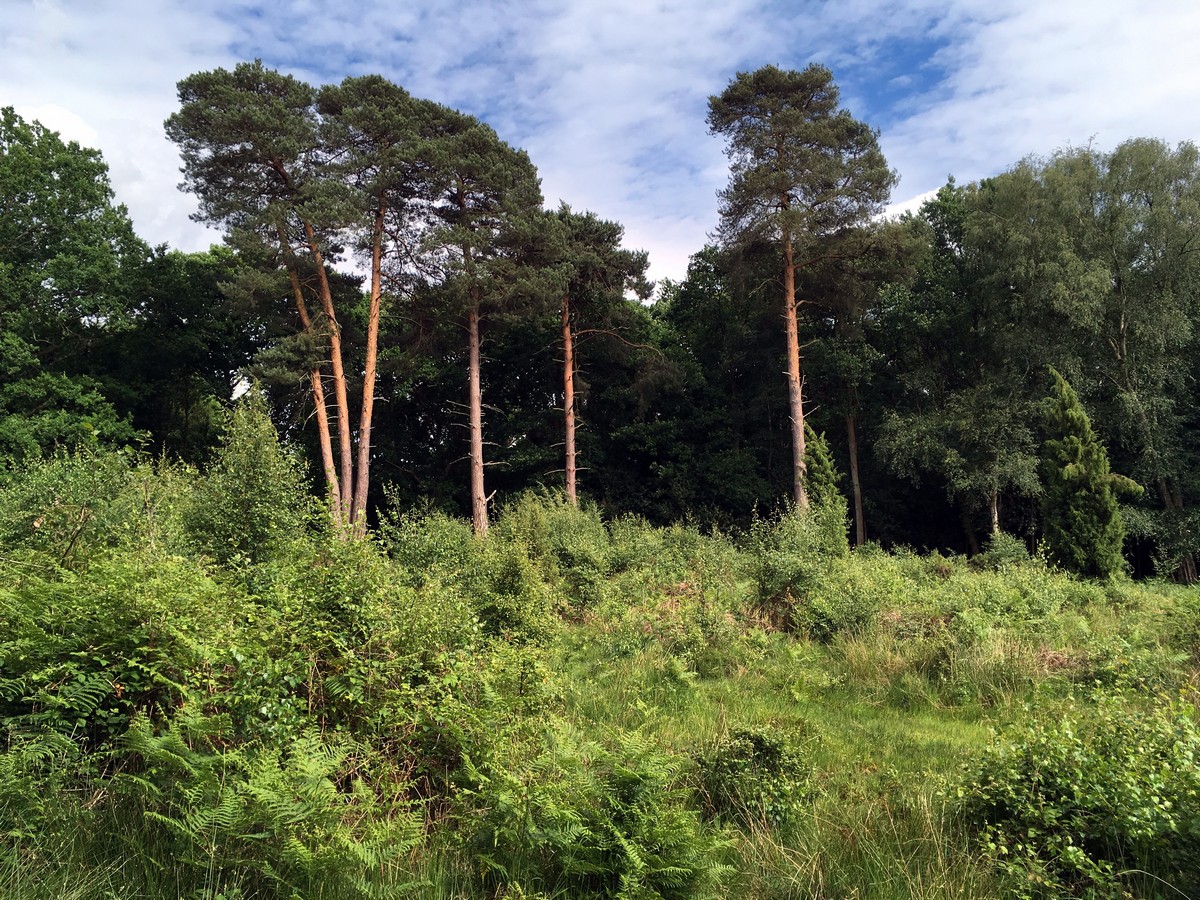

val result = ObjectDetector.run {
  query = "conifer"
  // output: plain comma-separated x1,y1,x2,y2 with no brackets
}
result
1041,369,1139,577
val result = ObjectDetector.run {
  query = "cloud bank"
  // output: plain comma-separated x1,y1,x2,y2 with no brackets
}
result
4,0,1199,283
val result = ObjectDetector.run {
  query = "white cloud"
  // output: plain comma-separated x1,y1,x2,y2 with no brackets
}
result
4,0,1200,282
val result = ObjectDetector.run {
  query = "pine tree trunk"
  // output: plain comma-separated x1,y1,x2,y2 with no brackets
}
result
562,293,578,506
282,255,342,524
350,205,385,536
303,221,354,521
309,371,342,523
468,302,488,536
847,413,865,545
783,230,809,509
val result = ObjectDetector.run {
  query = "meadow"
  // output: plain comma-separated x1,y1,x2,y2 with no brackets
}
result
2,404,1197,899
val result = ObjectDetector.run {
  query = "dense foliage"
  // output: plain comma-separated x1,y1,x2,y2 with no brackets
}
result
6,62,1200,575
2,413,1197,897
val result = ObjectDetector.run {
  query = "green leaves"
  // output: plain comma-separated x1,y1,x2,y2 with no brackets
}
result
0,108,147,463
707,65,896,252
963,690,1200,897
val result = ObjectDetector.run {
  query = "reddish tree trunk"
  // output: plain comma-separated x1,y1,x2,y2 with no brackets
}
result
350,204,385,535
283,258,342,524
562,294,578,506
468,302,488,536
783,230,809,509
302,220,354,520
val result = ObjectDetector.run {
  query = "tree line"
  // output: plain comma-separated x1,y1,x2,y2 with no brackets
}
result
2,62,1197,579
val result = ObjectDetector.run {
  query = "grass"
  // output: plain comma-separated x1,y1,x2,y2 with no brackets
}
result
3,464,1198,898
551,624,1000,899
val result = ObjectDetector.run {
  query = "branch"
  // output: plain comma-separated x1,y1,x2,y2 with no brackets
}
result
574,328,665,357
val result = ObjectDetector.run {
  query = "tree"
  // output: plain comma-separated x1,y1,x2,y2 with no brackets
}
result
1041,368,1139,578
1080,140,1200,583
421,111,545,535
317,75,436,534
0,107,146,462
803,218,925,544
546,205,649,505
875,178,1051,550
803,423,842,509
166,62,353,522
708,64,895,509
89,246,262,462
167,63,439,532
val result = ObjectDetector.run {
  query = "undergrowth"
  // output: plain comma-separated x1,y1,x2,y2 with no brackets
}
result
2,399,1198,898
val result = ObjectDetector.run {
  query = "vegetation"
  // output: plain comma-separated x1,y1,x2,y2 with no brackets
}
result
2,407,1198,897
4,57,1200,898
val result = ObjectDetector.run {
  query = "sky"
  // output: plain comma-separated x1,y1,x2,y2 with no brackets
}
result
5,0,1200,285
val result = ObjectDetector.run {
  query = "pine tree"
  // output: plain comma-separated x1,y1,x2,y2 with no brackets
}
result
707,65,895,509
1041,368,1139,577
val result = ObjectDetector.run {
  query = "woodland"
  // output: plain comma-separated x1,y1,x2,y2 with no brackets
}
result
1,61,1200,899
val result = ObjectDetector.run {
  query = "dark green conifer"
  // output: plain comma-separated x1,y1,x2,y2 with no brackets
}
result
1041,368,1139,577
803,424,842,508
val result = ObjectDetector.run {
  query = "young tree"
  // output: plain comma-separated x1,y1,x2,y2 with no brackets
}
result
803,423,842,508
708,64,895,509
1041,368,1140,578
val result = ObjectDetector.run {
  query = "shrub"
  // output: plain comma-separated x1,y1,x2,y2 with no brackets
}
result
972,531,1032,570
695,725,815,829
0,448,144,569
465,726,730,899
378,497,475,586
183,391,315,569
961,689,1200,897
747,501,849,620
0,551,235,749
494,491,613,609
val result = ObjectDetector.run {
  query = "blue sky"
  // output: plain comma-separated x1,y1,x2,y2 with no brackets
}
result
5,0,1200,284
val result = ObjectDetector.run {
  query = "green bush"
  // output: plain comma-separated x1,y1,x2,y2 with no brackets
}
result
972,531,1032,570
0,448,147,569
695,725,815,829
0,551,236,749
494,491,613,609
464,726,730,899
747,501,849,628
382,498,557,642
183,391,315,569
378,497,476,586
961,690,1200,897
